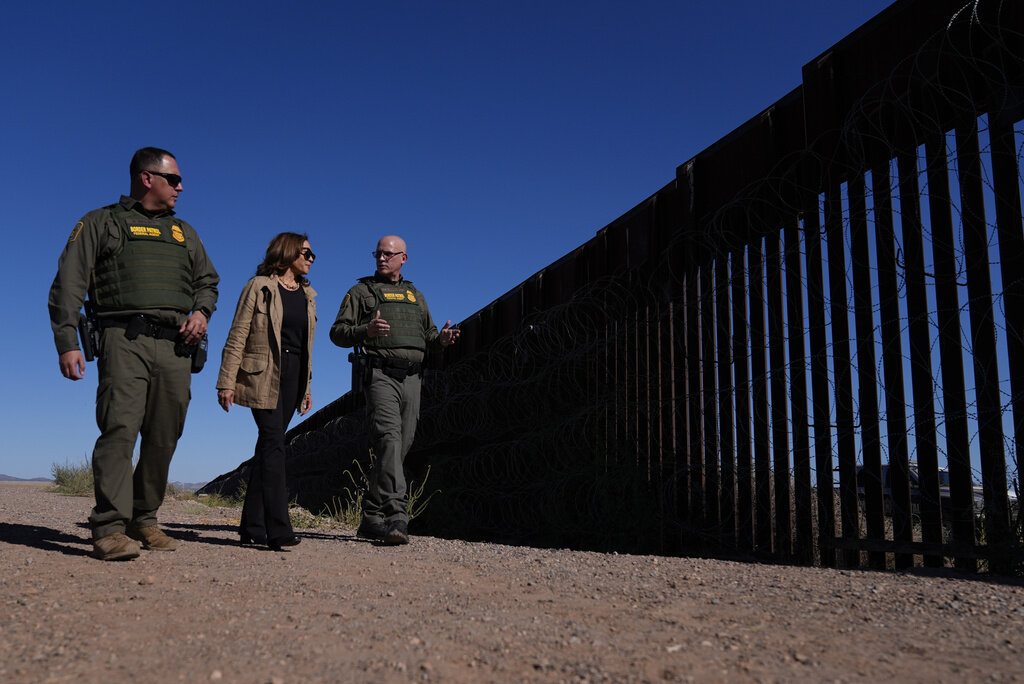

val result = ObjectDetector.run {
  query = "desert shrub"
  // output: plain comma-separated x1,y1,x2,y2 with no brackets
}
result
50,457,93,496
165,482,195,500
288,503,338,530
320,452,439,527
194,482,246,509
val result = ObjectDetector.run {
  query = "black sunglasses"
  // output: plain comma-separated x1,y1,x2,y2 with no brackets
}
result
300,248,316,262
145,170,182,187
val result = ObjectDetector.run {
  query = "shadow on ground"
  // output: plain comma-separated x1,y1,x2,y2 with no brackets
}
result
161,521,244,547
0,522,92,557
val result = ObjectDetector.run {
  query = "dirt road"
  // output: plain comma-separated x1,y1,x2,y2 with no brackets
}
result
1,481,1022,682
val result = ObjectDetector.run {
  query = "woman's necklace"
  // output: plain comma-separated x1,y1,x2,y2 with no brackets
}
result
279,278,300,291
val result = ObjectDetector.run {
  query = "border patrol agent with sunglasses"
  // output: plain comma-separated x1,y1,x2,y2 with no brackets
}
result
330,235,459,545
48,147,219,561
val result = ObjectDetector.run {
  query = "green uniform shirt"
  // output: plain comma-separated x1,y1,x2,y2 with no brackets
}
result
329,275,442,363
48,195,220,355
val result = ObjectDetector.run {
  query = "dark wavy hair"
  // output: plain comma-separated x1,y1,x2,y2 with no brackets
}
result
256,232,311,286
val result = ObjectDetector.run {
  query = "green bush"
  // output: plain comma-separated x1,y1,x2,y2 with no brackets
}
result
50,457,93,496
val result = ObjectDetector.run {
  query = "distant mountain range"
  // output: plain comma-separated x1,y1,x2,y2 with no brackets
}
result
0,474,206,490
171,482,209,492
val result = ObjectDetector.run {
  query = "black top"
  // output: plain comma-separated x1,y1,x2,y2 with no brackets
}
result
279,283,307,353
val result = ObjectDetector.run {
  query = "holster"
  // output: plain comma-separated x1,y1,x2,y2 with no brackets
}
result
348,351,371,396
171,334,208,373
190,334,208,373
78,312,99,362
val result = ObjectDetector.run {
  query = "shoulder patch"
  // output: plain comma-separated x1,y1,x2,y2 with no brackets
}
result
68,221,83,243
341,293,351,310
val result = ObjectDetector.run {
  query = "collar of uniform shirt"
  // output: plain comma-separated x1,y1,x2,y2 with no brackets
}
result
123,195,174,218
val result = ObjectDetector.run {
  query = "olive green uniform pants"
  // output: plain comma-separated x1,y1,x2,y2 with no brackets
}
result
90,327,191,539
364,368,421,525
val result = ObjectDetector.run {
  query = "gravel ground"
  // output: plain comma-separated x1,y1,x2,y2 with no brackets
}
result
1,481,1023,683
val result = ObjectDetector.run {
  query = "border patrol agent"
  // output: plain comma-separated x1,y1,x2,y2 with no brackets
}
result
48,147,219,561
330,235,459,545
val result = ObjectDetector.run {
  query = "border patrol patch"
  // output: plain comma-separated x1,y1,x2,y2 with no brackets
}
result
341,293,351,310
171,225,185,242
68,221,83,243
406,290,417,303
129,225,161,237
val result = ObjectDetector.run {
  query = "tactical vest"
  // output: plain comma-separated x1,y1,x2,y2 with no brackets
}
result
361,278,426,350
91,206,194,313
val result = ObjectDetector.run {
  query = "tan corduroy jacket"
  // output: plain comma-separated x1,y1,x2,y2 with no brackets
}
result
217,275,316,410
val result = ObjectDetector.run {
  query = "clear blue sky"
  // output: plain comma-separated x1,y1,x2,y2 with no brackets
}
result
3,1,894,483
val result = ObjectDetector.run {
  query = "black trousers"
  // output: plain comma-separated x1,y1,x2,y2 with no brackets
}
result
240,349,303,541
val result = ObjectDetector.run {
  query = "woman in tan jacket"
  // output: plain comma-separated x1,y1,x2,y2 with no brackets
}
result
216,232,317,551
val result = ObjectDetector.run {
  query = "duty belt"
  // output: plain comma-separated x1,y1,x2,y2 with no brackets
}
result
366,356,422,377
101,315,181,342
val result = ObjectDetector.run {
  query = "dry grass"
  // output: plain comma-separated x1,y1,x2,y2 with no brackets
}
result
317,454,440,528
49,457,93,496
48,453,440,532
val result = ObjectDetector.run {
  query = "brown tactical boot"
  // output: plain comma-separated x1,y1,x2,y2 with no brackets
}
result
92,532,141,561
126,524,178,551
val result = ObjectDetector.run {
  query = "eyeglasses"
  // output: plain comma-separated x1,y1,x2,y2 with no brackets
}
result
372,250,405,261
145,170,182,187
299,248,316,262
